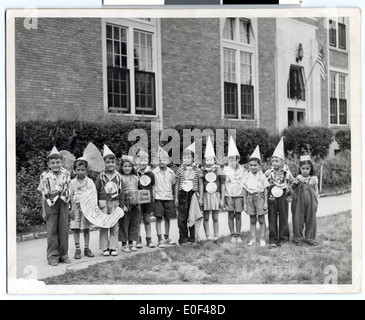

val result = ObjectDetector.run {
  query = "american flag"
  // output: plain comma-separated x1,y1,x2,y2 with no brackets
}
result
316,49,326,80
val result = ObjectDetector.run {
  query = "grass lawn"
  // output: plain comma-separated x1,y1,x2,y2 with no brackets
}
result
44,211,352,285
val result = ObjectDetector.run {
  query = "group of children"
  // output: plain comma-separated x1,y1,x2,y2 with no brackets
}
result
38,137,319,267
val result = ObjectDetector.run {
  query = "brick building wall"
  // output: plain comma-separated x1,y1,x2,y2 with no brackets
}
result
160,18,223,129
15,18,105,122
257,18,277,134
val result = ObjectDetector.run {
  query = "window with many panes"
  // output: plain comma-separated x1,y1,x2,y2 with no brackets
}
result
330,71,348,125
105,19,157,116
222,18,255,120
329,18,347,50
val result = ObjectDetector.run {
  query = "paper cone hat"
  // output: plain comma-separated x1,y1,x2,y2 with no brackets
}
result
272,137,285,160
121,155,135,163
49,146,61,158
300,155,312,162
137,149,149,159
158,147,170,163
204,136,216,159
228,136,240,158
250,145,261,162
103,144,115,159
184,142,196,154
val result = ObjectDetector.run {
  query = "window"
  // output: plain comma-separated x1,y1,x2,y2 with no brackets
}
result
329,18,347,50
288,109,305,127
104,19,158,116
287,66,306,101
223,18,235,41
330,71,348,125
338,23,346,50
222,18,255,120
239,19,250,44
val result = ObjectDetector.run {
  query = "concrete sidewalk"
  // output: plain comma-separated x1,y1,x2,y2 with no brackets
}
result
16,193,352,280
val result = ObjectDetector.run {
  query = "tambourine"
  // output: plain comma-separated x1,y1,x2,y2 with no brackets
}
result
140,175,152,187
184,169,196,180
182,180,194,192
271,186,284,198
104,181,118,195
206,182,218,194
205,172,217,183
230,186,242,197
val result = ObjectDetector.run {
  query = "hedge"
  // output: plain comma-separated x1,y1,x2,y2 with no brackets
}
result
16,120,342,232
282,126,334,159
335,129,351,152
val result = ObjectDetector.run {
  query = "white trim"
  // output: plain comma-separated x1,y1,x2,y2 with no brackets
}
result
102,18,162,119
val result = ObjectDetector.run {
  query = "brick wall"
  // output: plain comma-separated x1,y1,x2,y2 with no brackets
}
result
257,18,277,134
15,18,104,122
161,18,222,129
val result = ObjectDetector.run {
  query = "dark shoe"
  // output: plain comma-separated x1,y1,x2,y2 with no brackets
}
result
84,248,94,258
306,240,318,246
49,262,59,267
74,250,82,259
60,258,72,264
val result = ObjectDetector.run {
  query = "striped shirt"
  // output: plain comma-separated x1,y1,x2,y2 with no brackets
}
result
176,164,203,192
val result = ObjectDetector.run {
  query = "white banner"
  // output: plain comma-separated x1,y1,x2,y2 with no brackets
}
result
80,189,124,228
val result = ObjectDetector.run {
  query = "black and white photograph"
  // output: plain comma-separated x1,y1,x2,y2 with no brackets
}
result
6,7,362,295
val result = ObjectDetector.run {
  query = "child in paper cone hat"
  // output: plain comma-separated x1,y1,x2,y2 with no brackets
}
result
224,136,246,243
243,146,270,248
264,137,297,248
95,145,125,257
175,142,204,245
152,147,177,248
37,146,71,266
134,149,156,249
70,158,96,259
201,137,226,242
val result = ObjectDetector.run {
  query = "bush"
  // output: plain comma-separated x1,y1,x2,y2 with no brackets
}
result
16,153,48,233
335,130,351,151
16,120,152,171
172,125,273,163
282,126,333,159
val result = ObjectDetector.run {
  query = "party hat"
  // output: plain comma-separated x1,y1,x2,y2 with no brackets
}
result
103,144,115,159
184,142,196,154
204,136,216,159
49,146,61,158
228,136,240,157
250,145,261,162
272,137,285,160
300,155,311,162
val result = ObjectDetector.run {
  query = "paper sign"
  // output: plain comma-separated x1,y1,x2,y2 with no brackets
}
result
80,189,124,228
127,190,151,204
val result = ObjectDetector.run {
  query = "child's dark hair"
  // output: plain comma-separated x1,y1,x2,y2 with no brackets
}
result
49,154,62,161
104,155,116,161
249,157,261,165
120,159,137,175
299,160,315,176
74,159,88,170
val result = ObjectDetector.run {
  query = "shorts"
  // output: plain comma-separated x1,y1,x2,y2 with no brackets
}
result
70,205,91,231
154,200,177,219
140,202,154,215
225,196,244,212
247,193,267,216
